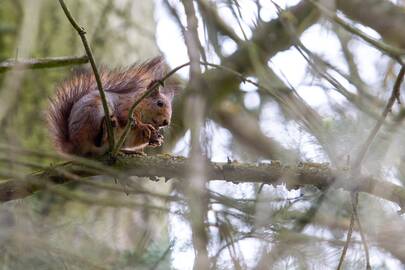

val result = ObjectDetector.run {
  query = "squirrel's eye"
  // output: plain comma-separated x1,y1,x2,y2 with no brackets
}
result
157,100,164,107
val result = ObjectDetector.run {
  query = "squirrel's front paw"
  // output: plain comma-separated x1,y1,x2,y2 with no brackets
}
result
149,129,164,147
135,123,154,141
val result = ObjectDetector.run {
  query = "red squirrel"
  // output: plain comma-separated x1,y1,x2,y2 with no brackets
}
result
47,57,176,156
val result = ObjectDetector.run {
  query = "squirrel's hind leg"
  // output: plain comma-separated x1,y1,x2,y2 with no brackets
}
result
69,92,117,156
89,114,118,156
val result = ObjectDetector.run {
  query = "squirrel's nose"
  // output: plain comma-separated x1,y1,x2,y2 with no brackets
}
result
161,119,169,126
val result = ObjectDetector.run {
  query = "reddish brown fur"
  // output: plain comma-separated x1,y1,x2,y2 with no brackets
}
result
46,57,176,156
47,71,95,154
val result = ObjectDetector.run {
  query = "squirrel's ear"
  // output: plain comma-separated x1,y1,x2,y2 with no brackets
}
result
161,84,180,101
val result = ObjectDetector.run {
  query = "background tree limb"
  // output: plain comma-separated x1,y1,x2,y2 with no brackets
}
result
0,55,88,73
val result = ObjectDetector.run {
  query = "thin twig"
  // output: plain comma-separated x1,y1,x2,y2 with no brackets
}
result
336,207,355,270
353,66,405,169
351,193,371,270
58,0,115,152
228,0,248,40
345,59,405,270
334,27,383,107
196,0,241,43
0,55,88,73
162,0,186,34
309,0,405,65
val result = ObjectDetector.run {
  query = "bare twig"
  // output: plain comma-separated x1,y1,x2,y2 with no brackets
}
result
310,0,405,64
0,55,88,73
334,27,384,108
196,0,241,43
353,66,405,169
340,57,405,270
351,193,371,270
58,0,115,152
336,0,405,49
336,206,355,270
162,0,186,34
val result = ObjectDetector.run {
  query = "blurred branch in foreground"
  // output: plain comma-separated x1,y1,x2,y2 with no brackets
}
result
180,0,211,268
337,0,405,48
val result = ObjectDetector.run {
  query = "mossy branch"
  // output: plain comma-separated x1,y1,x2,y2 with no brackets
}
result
1,155,405,210
0,55,89,73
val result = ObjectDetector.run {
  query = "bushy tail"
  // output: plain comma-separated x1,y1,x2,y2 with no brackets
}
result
47,71,95,154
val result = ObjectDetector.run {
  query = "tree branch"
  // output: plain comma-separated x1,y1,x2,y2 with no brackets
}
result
353,66,405,168
1,155,405,209
337,0,405,48
0,55,89,73
180,0,210,268
312,0,405,63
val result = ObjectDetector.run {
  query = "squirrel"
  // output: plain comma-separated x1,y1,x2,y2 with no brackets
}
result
46,57,176,156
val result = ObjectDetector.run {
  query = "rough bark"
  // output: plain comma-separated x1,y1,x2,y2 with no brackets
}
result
1,155,405,209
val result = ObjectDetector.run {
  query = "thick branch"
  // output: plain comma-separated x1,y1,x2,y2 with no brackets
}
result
1,155,405,209
337,0,405,48
0,55,89,73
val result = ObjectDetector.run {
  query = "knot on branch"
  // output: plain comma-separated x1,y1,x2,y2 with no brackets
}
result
78,27,86,35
